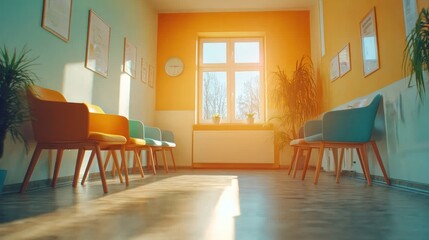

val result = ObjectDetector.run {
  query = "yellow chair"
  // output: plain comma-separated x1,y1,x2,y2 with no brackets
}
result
21,85,128,193
80,104,146,187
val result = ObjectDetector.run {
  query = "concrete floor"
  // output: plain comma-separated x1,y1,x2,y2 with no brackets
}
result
0,169,428,240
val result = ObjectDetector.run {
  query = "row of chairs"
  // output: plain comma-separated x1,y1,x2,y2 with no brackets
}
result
20,85,175,194
288,94,391,186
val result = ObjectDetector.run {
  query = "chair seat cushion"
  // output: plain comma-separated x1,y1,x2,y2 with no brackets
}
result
162,141,176,147
144,138,163,146
88,132,127,144
304,133,323,142
290,138,307,146
128,137,146,146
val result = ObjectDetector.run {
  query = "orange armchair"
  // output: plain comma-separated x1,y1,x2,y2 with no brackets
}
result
21,85,128,193
80,104,146,187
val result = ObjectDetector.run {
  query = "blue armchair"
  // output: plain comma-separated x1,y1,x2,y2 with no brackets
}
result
303,94,390,185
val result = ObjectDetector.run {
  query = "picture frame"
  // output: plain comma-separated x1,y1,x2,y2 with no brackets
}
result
339,43,351,77
85,10,111,78
141,58,148,83
360,7,380,77
148,64,155,88
123,38,137,78
330,54,339,81
42,0,72,42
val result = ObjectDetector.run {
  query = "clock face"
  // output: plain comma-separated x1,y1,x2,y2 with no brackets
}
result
165,57,184,77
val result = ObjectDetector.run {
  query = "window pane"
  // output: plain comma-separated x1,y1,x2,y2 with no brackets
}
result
203,42,227,64
202,72,228,120
234,42,260,63
235,71,260,119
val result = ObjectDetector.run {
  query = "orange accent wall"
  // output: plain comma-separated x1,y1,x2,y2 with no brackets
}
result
156,11,311,111
319,1,414,110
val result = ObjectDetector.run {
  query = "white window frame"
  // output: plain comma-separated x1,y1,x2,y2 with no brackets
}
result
197,37,266,124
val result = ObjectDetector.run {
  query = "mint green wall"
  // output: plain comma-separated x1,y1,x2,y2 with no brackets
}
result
0,0,158,187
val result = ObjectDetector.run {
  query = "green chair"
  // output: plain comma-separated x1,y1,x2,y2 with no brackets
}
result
129,120,162,174
303,94,390,185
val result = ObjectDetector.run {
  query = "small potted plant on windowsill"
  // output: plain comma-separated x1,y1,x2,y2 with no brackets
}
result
246,112,255,124
212,114,221,124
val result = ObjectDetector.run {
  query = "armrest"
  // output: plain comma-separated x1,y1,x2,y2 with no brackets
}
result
30,101,89,142
322,106,377,142
89,113,130,139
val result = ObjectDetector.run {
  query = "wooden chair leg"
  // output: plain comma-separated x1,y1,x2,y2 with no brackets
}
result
332,148,339,176
111,150,123,183
103,151,112,171
301,148,312,180
314,142,325,184
355,147,367,180
336,148,345,183
94,146,108,193
81,150,95,185
120,146,129,186
133,149,145,178
359,145,372,186
292,147,303,178
20,144,43,193
288,146,298,176
148,147,157,175
169,148,176,171
370,141,391,185
73,148,86,187
52,149,64,187
162,149,169,173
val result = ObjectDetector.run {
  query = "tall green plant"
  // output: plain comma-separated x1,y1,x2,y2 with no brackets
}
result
0,47,37,158
271,55,318,148
403,8,429,102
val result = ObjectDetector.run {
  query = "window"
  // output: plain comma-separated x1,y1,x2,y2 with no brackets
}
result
198,37,265,123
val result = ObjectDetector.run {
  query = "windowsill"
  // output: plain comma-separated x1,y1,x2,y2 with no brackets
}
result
193,123,272,131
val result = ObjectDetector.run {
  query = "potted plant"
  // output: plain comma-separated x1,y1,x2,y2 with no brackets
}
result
245,112,255,124
212,113,221,124
403,7,429,101
0,46,37,159
271,55,319,148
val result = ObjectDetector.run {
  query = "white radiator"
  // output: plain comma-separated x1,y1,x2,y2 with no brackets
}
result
193,130,275,164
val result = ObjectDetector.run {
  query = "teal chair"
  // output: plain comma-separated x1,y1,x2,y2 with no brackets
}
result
160,130,177,171
303,94,390,185
129,120,159,174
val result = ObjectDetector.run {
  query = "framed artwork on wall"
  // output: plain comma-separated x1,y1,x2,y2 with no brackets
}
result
360,7,380,77
339,43,351,77
42,0,73,42
148,64,155,88
141,58,148,83
330,54,339,81
85,10,111,78
123,38,137,78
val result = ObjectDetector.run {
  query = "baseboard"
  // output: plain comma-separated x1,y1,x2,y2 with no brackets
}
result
341,170,429,195
192,163,280,169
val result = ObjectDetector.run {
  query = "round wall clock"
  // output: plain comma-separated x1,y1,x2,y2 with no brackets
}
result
164,57,184,77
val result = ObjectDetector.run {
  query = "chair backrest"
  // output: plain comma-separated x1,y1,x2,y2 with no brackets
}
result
129,119,144,139
28,85,67,103
144,125,162,141
358,94,382,140
85,103,105,113
322,94,382,142
26,85,89,142
161,130,175,142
